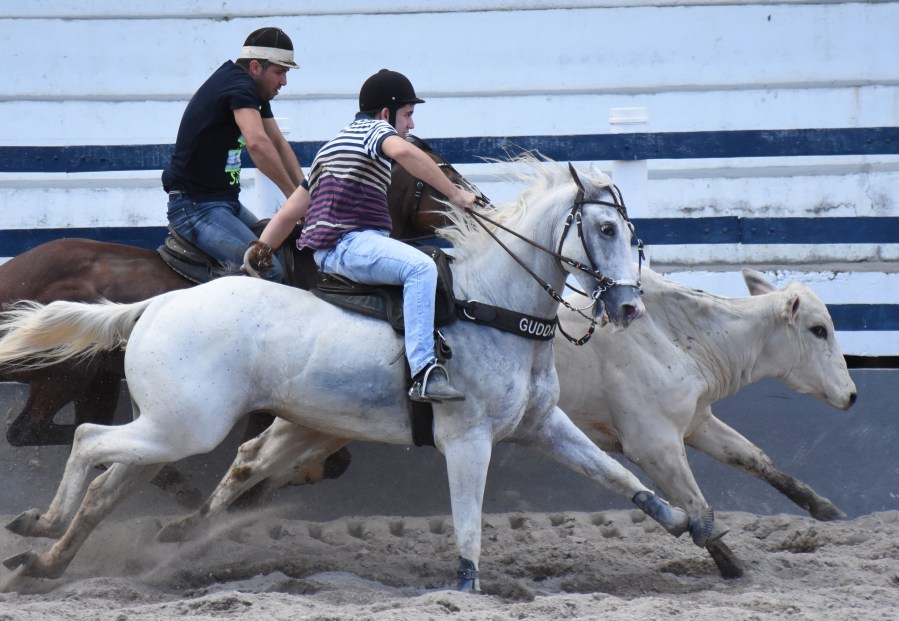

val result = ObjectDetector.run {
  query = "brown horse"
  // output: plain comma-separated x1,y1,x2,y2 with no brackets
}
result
0,137,461,502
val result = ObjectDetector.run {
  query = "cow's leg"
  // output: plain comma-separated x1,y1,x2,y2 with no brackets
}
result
614,409,744,579
617,416,711,516
687,409,845,521
4,462,161,579
156,419,347,542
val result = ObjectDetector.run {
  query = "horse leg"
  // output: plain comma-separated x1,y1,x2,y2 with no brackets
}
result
520,407,717,547
6,375,84,446
687,410,845,521
72,367,122,427
440,432,493,593
230,443,353,511
6,422,115,539
157,419,347,542
4,462,162,579
8,411,229,543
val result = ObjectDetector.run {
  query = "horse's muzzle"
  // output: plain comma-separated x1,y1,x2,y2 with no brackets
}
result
600,285,645,330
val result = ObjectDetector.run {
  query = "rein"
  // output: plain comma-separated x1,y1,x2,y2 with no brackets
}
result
406,143,643,345
460,163,644,345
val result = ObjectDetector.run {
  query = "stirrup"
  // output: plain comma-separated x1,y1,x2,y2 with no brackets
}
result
408,362,464,403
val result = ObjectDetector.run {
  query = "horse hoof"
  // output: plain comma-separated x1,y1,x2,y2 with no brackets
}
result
456,557,481,593
689,508,718,547
3,551,38,572
6,510,40,537
323,446,352,480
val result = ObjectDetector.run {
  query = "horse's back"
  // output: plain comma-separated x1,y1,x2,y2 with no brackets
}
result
123,276,414,441
0,238,191,305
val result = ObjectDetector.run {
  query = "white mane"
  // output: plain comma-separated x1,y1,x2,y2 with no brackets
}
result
435,155,614,261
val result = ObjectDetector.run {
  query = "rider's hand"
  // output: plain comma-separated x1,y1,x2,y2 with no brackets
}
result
244,240,274,277
451,189,477,211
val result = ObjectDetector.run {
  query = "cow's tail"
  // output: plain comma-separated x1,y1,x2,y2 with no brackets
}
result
0,298,154,369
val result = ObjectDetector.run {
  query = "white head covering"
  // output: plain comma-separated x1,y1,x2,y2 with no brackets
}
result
240,45,299,69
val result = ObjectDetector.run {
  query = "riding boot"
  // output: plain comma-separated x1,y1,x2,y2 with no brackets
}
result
409,361,465,403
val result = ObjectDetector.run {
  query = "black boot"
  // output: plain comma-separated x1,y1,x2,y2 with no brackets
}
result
409,362,465,403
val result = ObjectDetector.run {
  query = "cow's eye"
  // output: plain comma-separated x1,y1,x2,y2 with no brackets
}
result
810,325,828,339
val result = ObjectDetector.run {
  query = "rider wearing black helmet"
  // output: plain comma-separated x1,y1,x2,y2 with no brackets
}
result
358,69,425,127
247,69,476,403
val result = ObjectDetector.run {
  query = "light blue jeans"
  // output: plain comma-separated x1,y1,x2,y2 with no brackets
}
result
167,195,285,283
315,230,438,376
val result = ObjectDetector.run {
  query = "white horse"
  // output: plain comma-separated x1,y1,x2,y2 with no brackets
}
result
150,266,855,582
555,267,858,578
0,162,716,590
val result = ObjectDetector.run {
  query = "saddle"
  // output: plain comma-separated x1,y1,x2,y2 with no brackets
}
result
158,231,456,448
311,245,457,333
157,220,307,288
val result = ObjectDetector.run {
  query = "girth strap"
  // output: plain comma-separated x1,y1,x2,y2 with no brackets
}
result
455,300,557,341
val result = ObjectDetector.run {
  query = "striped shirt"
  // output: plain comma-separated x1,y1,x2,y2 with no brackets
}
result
298,114,397,250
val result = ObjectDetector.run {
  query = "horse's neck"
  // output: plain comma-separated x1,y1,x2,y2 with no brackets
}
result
647,280,775,400
452,237,566,320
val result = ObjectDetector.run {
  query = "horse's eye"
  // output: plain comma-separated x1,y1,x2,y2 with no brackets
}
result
600,223,615,236
810,325,828,339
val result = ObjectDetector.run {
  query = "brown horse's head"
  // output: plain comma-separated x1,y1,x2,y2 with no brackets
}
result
387,135,468,241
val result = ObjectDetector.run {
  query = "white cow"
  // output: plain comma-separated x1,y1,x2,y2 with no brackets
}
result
554,267,857,577
156,268,856,579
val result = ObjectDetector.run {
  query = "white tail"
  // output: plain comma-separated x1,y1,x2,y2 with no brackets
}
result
0,298,154,369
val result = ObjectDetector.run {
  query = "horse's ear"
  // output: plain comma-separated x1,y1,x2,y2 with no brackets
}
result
568,162,586,193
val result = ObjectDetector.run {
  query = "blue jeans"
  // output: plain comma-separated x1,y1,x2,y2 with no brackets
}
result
167,196,284,282
315,230,438,377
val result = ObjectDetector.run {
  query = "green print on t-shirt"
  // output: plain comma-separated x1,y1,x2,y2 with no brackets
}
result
225,136,246,186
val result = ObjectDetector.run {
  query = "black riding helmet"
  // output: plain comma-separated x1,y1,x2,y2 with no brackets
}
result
359,69,425,126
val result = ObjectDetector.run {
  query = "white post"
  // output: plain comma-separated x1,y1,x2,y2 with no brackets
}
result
609,107,650,267
609,107,649,217
255,117,291,218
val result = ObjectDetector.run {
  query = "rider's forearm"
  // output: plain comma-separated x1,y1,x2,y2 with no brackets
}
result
246,137,299,199
259,187,310,248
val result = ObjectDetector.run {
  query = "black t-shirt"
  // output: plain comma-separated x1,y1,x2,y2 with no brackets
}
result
162,61,274,202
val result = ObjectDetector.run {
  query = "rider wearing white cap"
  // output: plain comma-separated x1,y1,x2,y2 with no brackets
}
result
163,27,303,282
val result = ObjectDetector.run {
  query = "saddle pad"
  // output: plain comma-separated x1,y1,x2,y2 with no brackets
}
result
311,246,457,333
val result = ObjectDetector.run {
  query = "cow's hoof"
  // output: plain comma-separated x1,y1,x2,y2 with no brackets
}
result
707,538,744,579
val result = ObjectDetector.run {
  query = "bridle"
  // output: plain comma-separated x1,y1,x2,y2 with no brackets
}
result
458,162,644,345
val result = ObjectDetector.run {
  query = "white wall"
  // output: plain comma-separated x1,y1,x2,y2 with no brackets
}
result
0,1,896,354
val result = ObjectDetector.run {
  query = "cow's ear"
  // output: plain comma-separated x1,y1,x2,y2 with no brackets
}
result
781,294,801,324
743,268,774,296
